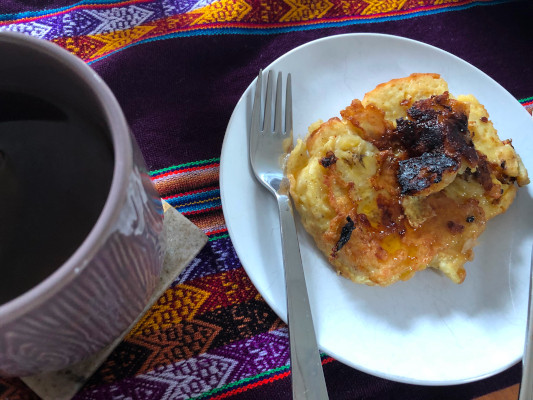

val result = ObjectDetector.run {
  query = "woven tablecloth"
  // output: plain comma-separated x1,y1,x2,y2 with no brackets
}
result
1,1,533,399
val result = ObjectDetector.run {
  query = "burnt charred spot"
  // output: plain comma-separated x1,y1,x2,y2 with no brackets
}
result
320,151,338,168
480,116,488,123
332,216,355,255
397,118,445,156
394,93,483,196
447,220,465,234
466,215,475,223
396,118,416,148
501,160,506,169
443,114,478,165
407,104,438,122
473,153,500,197
395,92,478,166
397,152,458,195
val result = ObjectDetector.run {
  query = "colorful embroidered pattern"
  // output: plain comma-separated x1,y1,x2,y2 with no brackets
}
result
151,159,227,241
0,1,529,398
0,0,518,63
520,96,533,114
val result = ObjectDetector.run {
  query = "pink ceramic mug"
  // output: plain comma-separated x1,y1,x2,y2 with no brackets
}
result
0,32,165,376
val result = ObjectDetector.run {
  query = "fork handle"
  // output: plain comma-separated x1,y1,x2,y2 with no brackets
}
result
276,194,329,400
518,250,533,400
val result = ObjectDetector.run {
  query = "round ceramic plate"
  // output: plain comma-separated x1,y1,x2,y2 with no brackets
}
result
219,33,533,385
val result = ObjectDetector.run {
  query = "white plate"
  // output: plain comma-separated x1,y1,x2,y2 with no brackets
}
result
219,33,533,385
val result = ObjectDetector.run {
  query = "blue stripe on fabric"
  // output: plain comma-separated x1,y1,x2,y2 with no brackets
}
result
149,157,220,178
173,199,221,214
164,189,220,207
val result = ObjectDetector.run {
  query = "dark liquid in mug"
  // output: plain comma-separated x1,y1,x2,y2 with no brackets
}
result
0,91,114,305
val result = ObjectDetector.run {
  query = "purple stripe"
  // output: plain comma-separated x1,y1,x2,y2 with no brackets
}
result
174,237,242,284
74,376,169,400
209,328,289,383
74,328,289,400
0,1,210,39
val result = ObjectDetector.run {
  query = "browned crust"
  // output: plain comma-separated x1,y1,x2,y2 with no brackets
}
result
287,73,527,286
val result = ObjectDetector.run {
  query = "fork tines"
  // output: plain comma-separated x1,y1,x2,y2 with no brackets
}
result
253,69,292,137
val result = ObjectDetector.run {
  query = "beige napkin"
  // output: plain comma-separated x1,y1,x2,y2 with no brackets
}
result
21,201,208,400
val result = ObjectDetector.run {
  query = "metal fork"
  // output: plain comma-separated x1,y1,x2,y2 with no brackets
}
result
518,244,533,400
249,69,329,400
